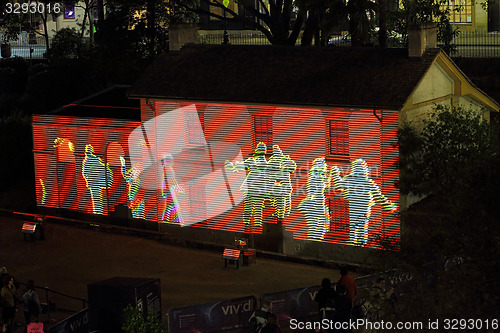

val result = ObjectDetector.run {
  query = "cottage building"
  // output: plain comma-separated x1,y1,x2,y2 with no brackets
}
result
32,40,499,262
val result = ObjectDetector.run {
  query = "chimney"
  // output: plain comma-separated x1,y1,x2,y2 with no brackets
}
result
408,23,437,57
169,23,198,52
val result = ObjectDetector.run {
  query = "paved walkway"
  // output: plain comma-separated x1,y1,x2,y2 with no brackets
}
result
0,215,347,331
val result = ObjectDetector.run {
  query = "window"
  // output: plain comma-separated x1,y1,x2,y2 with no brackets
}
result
254,116,273,149
440,0,473,23
64,3,75,19
329,120,348,155
189,185,206,219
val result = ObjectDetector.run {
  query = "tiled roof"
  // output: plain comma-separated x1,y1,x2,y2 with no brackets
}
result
129,45,441,110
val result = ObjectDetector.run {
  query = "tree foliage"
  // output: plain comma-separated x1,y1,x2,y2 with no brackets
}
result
174,0,398,47
347,0,377,46
100,0,198,58
389,0,458,52
394,105,500,322
46,27,95,60
175,0,307,45
0,0,62,45
122,305,167,333
400,105,496,202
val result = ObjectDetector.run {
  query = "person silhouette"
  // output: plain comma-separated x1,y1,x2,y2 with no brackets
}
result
161,153,184,224
82,144,113,215
298,157,332,240
120,156,144,219
331,159,397,246
225,142,271,226
267,145,296,220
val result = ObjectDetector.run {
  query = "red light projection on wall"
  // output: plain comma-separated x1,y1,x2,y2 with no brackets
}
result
32,102,399,250
32,115,142,218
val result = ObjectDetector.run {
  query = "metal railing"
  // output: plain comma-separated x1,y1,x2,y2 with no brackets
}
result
18,281,87,319
3,30,499,59
199,30,500,58
198,31,303,45
441,31,500,58
1,34,49,59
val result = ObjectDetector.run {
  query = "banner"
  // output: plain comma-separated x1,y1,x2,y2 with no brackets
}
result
48,309,88,333
168,296,256,333
262,285,322,326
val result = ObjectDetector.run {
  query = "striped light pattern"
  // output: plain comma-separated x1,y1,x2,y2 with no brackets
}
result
32,101,399,250
32,114,142,218
298,157,331,241
82,144,113,215
331,159,398,246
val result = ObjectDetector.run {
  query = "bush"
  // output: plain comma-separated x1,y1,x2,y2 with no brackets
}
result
122,305,167,333
46,28,95,60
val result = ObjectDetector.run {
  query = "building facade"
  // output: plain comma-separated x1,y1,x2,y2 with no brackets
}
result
32,44,499,262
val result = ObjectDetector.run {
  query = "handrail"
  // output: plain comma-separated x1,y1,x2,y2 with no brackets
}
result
38,285,88,306
18,281,88,311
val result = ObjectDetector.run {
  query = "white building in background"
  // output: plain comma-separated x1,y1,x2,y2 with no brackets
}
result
42,1,101,38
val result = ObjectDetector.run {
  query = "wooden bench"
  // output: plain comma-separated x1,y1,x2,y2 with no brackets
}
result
222,248,241,269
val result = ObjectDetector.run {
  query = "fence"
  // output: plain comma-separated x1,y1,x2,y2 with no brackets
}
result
200,30,500,58
198,31,303,45
0,34,49,59
442,31,500,58
3,30,499,59
15,281,87,330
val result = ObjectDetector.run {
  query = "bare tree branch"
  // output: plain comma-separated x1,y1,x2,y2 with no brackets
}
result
256,0,270,16
173,0,307,45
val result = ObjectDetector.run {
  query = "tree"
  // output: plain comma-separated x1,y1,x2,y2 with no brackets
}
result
100,0,194,59
378,0,387,47
0,0,31,42
400,105,496,204
0,0,62,48
394,105,500,322
76,0,97,40
388,0,459,52
176,0,358,46
175,0,307,45
35,0,63,49
46,27,95,60
300,0,348,46
347,0,377,46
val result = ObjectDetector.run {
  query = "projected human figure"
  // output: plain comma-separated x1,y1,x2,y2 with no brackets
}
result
161,153,184,224
82,144,113,215
298,157,332,240
268,145,297,219
225,142,270,226
331,159,398,246
119,156,144,219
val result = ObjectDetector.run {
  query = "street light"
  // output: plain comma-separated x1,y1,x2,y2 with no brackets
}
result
222,0,230,44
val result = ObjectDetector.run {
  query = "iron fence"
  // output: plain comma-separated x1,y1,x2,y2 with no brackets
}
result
3,30,499,59
1,34,49,59
443,31,500,58
198,31,303,45
200,30,500,58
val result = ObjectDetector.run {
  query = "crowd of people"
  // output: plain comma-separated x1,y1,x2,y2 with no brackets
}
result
1,264,395,333
0,267,42,333
248,268,396,333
